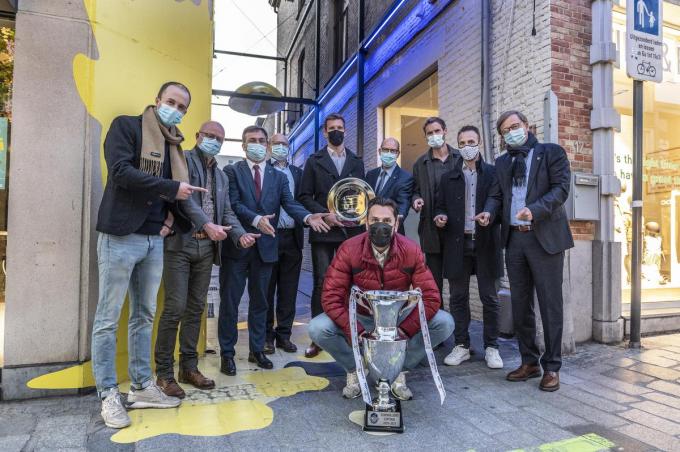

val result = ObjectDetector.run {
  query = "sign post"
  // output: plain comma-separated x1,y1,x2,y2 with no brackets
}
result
626,0,663,348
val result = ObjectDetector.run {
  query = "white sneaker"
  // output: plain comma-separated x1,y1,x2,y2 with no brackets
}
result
444,345,471,366
342,371,361,399
485,347,504,369
101,391,131,429
127,381,181,409
390,372,413,400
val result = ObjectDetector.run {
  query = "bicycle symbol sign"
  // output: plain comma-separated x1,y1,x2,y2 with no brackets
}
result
627,0,663,83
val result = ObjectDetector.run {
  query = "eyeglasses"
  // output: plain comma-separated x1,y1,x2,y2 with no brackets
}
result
380,148,399,154
500,123,523,135
198,131,224,143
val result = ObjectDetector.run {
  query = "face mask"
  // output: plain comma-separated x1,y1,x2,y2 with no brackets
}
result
368,222,393,248
246,143,267,162
427,134,445,149
504,128,527,147
328,130,344,147
198,138,221,156
157,103,184,127
459,145,480,161
380,152,397,168
271,144,290,161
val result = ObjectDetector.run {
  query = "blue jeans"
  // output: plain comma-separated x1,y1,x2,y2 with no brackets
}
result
91,233,164,397
308,309,454,372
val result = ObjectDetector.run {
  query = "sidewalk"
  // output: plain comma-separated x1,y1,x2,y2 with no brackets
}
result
2,271,680,451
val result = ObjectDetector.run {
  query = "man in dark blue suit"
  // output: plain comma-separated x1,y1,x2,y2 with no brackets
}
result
478,110,574,392
218,126,329,375
365,137,413,235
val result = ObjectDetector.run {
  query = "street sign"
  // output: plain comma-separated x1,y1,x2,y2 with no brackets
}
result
626,0,663,83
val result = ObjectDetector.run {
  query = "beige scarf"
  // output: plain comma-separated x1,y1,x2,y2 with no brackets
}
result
140,105,189,183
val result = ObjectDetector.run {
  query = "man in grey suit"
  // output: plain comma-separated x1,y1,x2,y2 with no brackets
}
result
155,121,260,398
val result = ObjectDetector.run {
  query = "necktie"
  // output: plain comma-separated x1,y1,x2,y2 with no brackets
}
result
253,164,261,201
377,171,387,195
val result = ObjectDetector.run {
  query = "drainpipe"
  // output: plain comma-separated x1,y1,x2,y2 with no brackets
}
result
314,0,321,153
480,0,493,161
356,0,365,157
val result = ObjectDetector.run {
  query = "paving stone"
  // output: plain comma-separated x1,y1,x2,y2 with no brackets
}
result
521,404,586,427
629,363,680,381
618,409,680,435
567,380,640,404
616,423,680,451
496,411,577,444
538,393,629,429
493,429,543,450
647,379,680,396
642,391,680,408
631,400,680,423
604,367,656,385
608,357,637,368
558,386,629,413
567,369,653,396
0,435,30,451
629,350,680,368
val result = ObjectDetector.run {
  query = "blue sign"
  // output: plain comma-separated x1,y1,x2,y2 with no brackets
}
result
634,0,660,36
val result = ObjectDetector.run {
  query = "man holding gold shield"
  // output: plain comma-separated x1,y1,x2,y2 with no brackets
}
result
308,197,454,400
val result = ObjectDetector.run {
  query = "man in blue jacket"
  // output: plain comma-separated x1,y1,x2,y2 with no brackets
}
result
365,137,413,235
218,126,330,375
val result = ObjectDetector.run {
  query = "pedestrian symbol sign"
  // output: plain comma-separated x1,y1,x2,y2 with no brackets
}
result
627,0,663,82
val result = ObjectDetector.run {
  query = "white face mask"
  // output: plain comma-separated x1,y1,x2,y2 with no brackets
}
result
460,145,480,161
427,134,445,149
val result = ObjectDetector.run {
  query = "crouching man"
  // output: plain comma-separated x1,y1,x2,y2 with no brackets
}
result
308,197,454,400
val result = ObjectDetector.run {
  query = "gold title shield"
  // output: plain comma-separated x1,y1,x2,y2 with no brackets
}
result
327,178,376,225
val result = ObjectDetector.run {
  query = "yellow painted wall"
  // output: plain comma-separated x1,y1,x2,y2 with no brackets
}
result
28,0,213,390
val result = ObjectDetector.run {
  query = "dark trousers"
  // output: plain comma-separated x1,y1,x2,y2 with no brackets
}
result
218,248,274,357
506,229,564,372
425,252,444,300
310,241,341,318
266,229,302,341
448,237,500,349
155,238,214,379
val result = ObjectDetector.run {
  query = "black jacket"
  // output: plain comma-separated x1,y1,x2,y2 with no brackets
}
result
435,157,503,279
96,115,194,235
484,139,574,254
298,147,365,243
270,159,305,250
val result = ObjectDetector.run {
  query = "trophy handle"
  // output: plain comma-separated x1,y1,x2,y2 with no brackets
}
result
351,286,372,314
400,287,422,315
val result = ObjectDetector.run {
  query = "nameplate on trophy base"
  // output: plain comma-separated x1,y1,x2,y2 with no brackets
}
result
363,401,404,433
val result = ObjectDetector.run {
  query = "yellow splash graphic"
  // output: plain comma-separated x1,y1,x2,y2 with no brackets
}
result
244,366,329,397
510,433,616,452
111,400,274,444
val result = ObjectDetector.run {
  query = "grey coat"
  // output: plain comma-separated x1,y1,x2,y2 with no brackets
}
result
168,148,246,265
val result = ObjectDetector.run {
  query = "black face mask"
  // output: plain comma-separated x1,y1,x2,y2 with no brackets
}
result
328,130,344,147
369,222,393,248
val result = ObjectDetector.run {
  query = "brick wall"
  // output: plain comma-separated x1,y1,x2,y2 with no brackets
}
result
550,0,595,240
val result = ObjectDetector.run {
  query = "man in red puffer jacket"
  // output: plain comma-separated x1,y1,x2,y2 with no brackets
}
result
308,197,454,400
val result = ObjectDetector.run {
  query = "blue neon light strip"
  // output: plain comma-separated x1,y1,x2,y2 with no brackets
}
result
362,0,409,50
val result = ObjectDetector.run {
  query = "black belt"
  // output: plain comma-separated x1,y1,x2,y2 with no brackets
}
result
510,225,533,232
277,228,295,234
464,232,476,241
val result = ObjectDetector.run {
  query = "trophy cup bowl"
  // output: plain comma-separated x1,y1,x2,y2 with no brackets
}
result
327,177,376,226
354,289,420,433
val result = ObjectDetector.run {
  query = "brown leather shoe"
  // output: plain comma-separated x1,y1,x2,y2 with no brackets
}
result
506,364,542,382
304,342,322,358
156,377,186,398
178,368,215,390
539,371,560,392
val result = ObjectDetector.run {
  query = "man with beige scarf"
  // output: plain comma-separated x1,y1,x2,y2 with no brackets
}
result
91,82,210,429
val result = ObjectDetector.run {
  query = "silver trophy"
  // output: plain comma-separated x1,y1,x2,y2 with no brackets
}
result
350,287,420,433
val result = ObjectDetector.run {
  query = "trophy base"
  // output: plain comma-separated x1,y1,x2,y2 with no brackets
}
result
363,401,404,433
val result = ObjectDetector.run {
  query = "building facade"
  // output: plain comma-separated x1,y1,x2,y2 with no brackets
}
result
274,0,680,345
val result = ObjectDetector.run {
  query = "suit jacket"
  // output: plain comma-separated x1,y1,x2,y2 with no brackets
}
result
366,164,414,220
165,148,246,265
411,144,460,253
484,140,574,254
96,114,197,235
223,160,310,263
270,159,305,250
434,157,503,279
298,146,365,243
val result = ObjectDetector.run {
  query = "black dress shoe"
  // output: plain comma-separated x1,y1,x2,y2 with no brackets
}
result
220,356,236,376
276,338,298,353
248,352,274,369
263,340,275,355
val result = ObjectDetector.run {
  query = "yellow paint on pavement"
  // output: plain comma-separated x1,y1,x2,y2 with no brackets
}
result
510,433,616,452
244,366,329,397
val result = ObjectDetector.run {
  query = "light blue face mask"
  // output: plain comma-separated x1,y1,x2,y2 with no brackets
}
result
271,144,290,161
246,143,267,162
427,134,445,149
198,137,222,156
157,103,184,127
504,128,527,147
380,151,397,168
